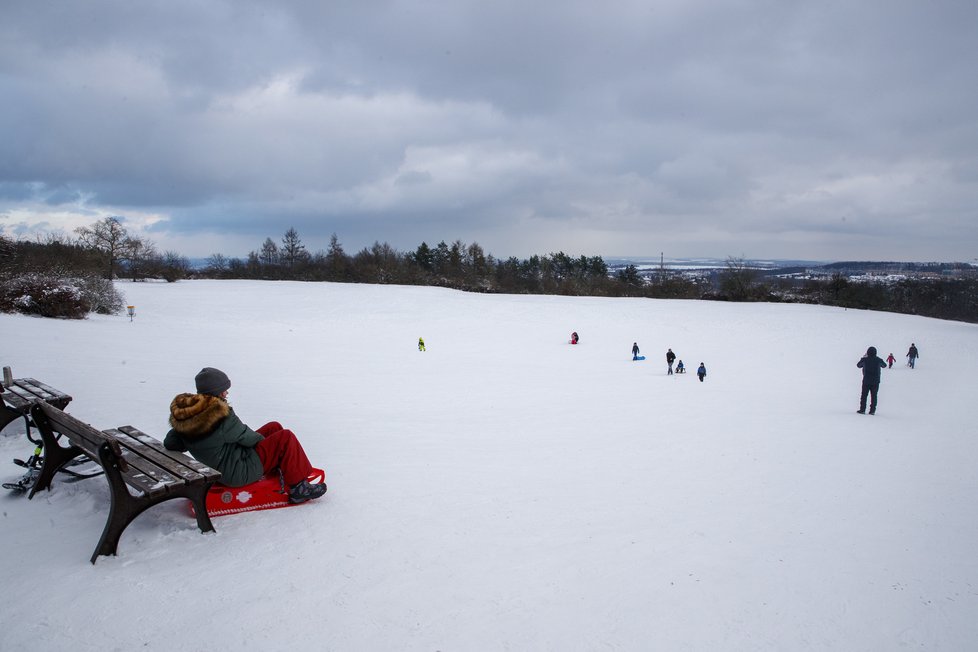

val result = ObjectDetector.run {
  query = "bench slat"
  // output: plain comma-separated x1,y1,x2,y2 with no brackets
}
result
99,431,184,496
24,378,72,405
1,379,72,413
38,407,105,458
104,428,206,487
117,426,222,482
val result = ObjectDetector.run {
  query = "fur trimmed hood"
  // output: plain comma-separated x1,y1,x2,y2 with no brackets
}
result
168,393,231,440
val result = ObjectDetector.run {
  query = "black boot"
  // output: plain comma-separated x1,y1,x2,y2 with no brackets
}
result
288,479,328,504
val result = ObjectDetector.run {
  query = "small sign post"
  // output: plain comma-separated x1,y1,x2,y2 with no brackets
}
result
127,305,136,322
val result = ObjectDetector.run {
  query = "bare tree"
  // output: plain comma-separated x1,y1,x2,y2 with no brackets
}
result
719,256,759,300
259,238,279,267
122,236,157,281
206,253,229,276
158,250,192,282
75,216,129,279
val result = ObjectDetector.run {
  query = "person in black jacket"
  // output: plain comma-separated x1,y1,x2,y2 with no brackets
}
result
856,346,887,414
666,348,676,374
906,343,919,369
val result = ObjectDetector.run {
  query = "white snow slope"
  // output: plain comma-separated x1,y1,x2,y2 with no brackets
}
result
2,280,976,651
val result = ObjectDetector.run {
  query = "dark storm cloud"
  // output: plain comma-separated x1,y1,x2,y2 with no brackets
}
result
1,0,976,260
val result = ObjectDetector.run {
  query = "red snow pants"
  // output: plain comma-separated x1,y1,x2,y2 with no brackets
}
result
254,421,314,487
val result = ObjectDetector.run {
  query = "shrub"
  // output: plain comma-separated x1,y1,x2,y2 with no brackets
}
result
77,275,125,314
0,273,126,319
1,275,90,319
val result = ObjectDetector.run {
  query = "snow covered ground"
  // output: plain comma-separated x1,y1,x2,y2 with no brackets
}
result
2,279,976,651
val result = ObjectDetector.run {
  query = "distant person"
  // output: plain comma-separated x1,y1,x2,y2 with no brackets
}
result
164,367,327,504
676,360,685,374
666,348,676,375
418,337,426,351
856,346,887,415
696,362,707,382
571,332,579,345
632,342,640,360
886,353,896,369
906,343,919,369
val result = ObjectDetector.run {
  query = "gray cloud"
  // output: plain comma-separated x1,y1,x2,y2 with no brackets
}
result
1,0,976,261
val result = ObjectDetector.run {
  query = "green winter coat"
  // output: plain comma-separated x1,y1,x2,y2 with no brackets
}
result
164,393,264,487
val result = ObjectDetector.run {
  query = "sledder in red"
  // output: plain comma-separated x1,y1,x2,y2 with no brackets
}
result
164,367,327,507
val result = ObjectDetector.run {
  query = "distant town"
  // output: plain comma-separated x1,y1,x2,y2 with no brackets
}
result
607,257,978,283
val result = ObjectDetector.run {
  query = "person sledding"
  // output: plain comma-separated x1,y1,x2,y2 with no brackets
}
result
571,332,579,345
676,360,685,374
164,367,327,504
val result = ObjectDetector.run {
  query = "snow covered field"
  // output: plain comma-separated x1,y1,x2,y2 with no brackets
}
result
2,279,976,651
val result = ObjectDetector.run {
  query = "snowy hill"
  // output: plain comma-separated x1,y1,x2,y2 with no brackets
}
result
2,280,976,650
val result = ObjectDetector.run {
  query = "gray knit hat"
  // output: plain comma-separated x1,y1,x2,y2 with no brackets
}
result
195,367,231,396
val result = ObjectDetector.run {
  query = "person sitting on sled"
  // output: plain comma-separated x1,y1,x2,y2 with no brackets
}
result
571,332,579,345
164,367,327,504
676,359,685,374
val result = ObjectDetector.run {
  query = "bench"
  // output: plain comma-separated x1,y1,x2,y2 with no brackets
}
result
29,401,222,563
1,368,73,434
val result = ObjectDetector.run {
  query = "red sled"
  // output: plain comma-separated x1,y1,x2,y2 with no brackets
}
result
190,468,326,518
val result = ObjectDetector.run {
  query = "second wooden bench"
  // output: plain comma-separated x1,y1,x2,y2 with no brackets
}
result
29,402,222,563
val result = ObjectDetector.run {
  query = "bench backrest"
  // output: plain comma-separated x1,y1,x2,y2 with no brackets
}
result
32,401,113,462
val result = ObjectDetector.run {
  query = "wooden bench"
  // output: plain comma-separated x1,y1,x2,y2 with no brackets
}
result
0,369,73,435
29,401,222,563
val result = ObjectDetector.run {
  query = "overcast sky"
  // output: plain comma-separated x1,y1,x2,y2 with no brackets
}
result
2,0,976,262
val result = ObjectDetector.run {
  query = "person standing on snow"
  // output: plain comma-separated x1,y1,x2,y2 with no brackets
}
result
906,343,919,369
696,362,707,382
666,348,676,375
856,346,887,415
418,337,426,351
632,342,640,360
886,352,896,369
164,367,327,504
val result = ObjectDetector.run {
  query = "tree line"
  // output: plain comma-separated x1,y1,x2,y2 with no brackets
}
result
2,218,976,323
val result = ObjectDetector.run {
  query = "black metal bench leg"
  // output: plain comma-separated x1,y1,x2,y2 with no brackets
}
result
91,446,218,563
91,442,142,563
28,405,84,499
186,482,217,534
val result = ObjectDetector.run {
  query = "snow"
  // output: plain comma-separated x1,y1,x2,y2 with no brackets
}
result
2,279,976,651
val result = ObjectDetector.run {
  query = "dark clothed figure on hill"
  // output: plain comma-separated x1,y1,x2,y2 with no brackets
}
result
906,343,919,369
856,347,887,415
632,342,640,360
163,367,327,504
886,353,896,369
697,363,707,382
666,349,676,375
